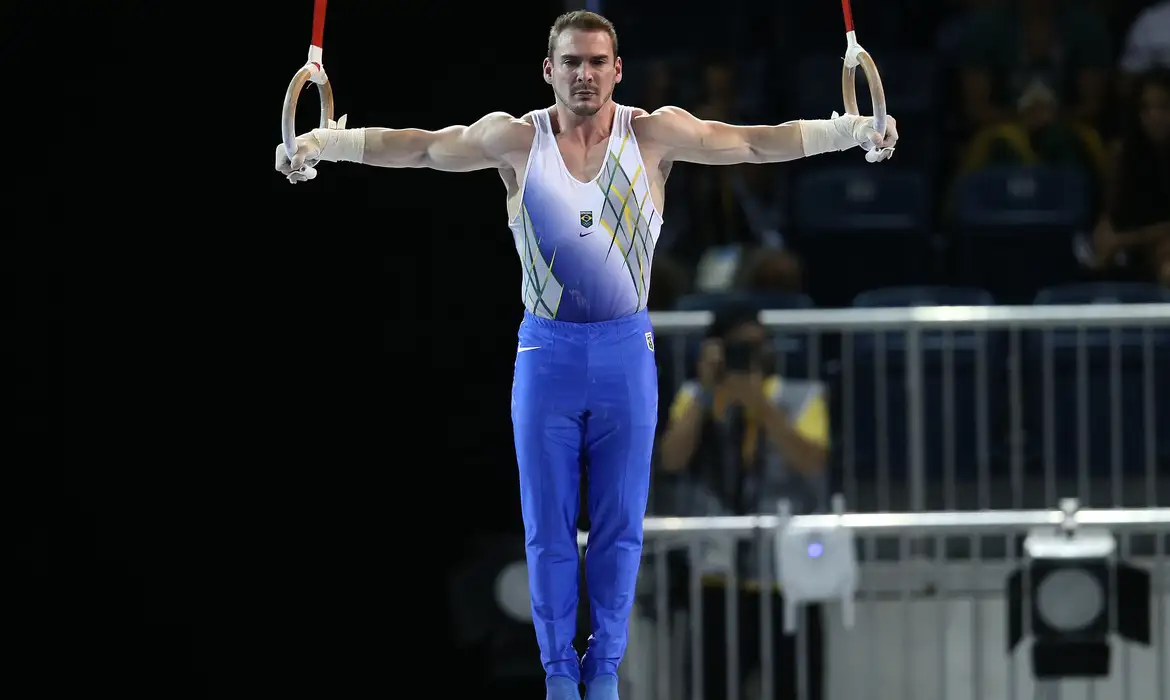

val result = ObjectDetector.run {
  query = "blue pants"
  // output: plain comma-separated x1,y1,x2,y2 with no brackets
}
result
512,309,658,683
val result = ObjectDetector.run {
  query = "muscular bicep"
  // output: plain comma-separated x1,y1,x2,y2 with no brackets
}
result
374,112,529,172
420,112,529,172
637,106,763,166
411,125,488,171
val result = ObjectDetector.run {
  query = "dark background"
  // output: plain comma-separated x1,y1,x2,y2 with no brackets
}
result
33,0,1167,698
47,1,572,697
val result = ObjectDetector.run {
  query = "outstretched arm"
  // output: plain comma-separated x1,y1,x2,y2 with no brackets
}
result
278,112,531,179
359,112,529,170
633,106,897,166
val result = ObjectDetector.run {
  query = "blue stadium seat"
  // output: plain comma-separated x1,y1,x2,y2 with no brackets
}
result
1034,281,1170,305
792,167,935,307
795,53,852,118
851,51,938,117
886,116,940,171
955,166,1091,229
1023,283,1170,485
853,285,995,311
795,167,929,233
672,291,818,379
792,51,940,170
954,166,1092,303
795,51,937,119
839,286,1006,489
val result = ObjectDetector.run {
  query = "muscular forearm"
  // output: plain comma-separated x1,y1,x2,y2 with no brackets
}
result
646,106,890,166
735,122,805,163
361,127,454,168
740,118,866,162
309,127,436,168
311,123,492,171
757,403,826,476
727,116,872,164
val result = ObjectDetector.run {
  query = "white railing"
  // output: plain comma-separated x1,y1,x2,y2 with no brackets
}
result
650,303,1170,332
582,506,1170,700
613,303,1170,700
649,303,1170,513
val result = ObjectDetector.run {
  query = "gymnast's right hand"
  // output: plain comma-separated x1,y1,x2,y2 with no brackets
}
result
275,132,323,184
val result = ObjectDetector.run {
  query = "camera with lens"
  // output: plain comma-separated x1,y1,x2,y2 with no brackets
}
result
723,341,761,373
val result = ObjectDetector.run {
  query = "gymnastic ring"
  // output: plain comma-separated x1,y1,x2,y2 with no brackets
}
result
281,62,335,160
841,46,887,138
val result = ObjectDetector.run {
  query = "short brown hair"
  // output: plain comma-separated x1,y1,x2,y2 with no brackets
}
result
547,11,618,59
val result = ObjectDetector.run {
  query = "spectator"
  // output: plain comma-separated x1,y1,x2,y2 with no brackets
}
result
646,252,692,430
1093,68,1170,286
1118,1,1170,95
959,0,1111,131
957,78,1109,191
657,306,828,700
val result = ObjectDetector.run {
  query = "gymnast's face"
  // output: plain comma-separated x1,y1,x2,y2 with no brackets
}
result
544,29,622,117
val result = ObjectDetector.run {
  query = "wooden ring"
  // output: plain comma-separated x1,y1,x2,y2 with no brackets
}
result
841,49,887,137
281,64,335,160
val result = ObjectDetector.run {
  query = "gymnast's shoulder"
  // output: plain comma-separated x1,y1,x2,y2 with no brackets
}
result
630,105,702,131
469,111,536,157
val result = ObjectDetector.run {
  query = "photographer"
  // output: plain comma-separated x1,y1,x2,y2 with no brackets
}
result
657,305,828,700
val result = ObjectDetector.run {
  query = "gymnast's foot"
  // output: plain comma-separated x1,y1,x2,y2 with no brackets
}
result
546,675,582,700
583,674,619,700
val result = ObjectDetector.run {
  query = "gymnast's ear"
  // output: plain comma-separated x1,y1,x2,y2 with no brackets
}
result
542,56,553,84
614,56,623,84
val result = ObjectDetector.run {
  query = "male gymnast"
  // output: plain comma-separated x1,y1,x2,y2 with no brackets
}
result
275,10,898,700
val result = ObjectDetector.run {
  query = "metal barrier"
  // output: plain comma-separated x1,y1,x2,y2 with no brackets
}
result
581,507,1170,700
650,304,1170,512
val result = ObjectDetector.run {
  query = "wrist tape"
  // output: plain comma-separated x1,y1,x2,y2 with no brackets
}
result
797,115,859,157
311,127,366,163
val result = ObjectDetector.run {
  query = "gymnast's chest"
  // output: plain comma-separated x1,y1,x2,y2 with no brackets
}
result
554,137,611,184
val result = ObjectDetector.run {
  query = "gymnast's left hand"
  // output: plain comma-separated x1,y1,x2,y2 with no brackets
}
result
275,132,324,183
852,113,898,163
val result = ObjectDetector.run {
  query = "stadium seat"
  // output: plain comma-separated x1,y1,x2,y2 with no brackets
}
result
1034,281,1170,305
953,165,1093,304
792,167,936,307
1022,283,1170,487
795,51,937,119
792,51,940,170
795,167,929,232
837,286,1006,497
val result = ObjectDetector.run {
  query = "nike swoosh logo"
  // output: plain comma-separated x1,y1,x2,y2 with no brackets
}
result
517,346,541,352
579,231,592,237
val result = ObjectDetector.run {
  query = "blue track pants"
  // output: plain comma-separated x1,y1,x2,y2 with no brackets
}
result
511,309,658,683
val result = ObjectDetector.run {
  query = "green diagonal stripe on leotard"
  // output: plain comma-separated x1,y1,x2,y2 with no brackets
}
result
596,152,644,298
520,205,560,318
